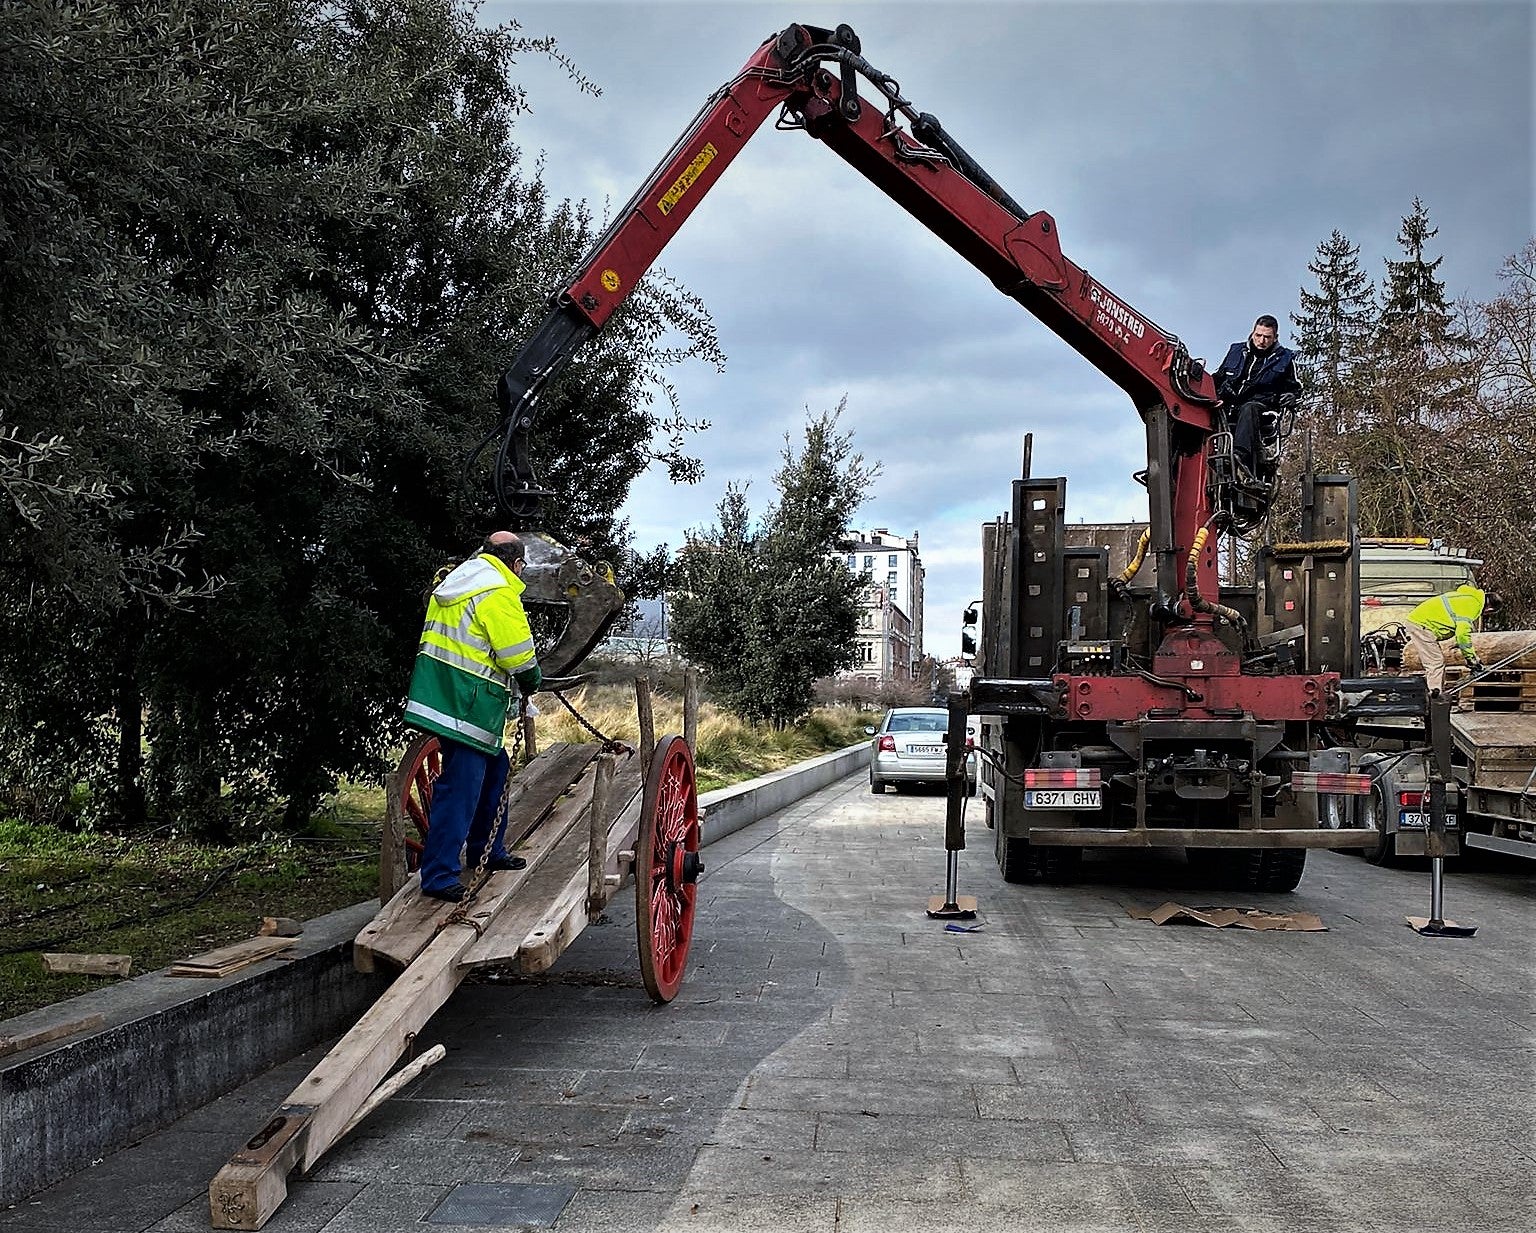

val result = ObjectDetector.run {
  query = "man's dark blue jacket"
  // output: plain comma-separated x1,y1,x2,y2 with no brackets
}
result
1213,341,1301,406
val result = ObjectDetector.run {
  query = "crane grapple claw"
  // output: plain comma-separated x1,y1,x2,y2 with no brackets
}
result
518,533,626,679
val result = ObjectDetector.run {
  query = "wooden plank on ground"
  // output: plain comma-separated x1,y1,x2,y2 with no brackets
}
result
41,952,132,977
169,936,295,978
461,751,642,968
0,1012,106,1059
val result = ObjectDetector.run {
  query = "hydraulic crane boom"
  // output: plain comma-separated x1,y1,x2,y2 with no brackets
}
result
491,21,1234,615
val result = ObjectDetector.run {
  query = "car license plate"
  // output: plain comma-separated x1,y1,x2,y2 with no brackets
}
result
909,744,943,755
1399,811,1458,829
1024,789,1101,809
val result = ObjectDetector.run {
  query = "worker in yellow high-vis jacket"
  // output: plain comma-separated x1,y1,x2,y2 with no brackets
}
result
404,531,542,902
1404,584,1487,701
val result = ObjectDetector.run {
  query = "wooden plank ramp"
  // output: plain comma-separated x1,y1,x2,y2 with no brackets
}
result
353,742,599,973
463,749,643,969
210,744,626,1230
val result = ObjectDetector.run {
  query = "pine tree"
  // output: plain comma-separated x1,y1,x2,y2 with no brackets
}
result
670,404,877,727
1381,197,1454,345
1290,230,1376,430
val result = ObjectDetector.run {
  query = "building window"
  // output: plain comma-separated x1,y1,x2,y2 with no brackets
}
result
888,554,898,567
846,554,855,569
887,571,897,585
863,555,873,570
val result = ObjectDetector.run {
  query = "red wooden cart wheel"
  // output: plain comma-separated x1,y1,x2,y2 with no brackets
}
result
396,732,442,873
636,734,701,1004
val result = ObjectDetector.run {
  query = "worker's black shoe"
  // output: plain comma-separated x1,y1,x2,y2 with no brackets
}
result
469,853,527,872
422,883,467,903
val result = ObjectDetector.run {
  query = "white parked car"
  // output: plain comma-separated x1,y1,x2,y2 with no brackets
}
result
867,706,976,794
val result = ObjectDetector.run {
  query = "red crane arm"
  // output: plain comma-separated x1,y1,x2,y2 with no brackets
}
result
492,22,1220,608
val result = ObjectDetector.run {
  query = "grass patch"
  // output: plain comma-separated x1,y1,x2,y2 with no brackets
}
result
0,818,376,1020
0,697,870,1022
536,690,870,792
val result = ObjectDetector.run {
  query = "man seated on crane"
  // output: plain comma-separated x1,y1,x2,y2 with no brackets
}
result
1212,314,1302,482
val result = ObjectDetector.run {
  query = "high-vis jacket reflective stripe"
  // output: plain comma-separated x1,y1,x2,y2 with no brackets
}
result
404,554,539,754
1406,585,1485,655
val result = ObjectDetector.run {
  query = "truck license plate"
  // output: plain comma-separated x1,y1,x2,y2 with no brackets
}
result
1024,789,1101,810
1399,812,1458,829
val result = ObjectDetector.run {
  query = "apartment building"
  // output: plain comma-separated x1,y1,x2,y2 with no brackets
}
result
838,528,925,682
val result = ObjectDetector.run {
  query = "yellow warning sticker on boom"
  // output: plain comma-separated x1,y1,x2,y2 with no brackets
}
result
657,143,718,216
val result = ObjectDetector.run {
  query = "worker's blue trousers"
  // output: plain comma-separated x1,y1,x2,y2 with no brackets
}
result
419,738,512,895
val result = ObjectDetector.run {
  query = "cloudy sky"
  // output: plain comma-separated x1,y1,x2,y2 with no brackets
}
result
484,0,1531,658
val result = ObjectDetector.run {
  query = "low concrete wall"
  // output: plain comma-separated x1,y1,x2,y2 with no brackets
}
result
699,741,870,844
0,904,386,1203
0,742,868,1203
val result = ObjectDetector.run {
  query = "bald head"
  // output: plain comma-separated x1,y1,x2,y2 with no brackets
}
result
481,531,525,570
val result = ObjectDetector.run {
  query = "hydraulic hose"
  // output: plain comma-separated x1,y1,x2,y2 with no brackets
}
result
1110,528,1151,600
1185,527,1247,630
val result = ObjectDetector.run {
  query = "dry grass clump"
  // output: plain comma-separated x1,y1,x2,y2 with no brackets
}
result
532,685,870,793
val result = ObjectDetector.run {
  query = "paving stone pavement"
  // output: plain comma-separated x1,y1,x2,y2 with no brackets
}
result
3,775,1533,1233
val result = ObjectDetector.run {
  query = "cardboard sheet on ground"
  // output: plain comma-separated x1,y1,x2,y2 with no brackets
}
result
1129,902,1327,931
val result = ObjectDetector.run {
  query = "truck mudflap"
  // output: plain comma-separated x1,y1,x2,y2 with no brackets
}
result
1023,827,1379,848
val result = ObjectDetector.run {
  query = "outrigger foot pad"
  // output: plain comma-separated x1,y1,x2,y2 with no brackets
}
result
926,895,978,920
1408,915,1478,937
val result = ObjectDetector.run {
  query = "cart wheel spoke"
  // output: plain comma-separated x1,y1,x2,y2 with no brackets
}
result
394,733,442,874
636,734,700,1004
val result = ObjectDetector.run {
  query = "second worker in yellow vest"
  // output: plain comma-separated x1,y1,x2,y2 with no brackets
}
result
1405,584,1486,699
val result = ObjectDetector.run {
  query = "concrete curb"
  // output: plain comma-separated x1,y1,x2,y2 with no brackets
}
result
0,902,387,1204
0,741,870,1204
699,741,870,845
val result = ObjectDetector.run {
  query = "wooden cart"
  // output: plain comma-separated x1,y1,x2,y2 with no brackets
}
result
207,685,701,1230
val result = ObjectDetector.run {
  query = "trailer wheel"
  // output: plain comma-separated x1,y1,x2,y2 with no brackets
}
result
1360,786,1394,866
636,735,700,1005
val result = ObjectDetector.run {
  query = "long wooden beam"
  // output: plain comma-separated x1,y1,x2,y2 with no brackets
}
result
210,750,614,1230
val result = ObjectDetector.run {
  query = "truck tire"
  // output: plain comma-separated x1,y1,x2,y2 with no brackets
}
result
1360,786,1394,865
996,828,1031,884
1251,848,1307,892
1186,847,1239,888
1188,847,1301,891
1029,844,1083,884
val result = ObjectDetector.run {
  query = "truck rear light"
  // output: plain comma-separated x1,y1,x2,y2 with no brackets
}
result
1023,768,1100,789
966,737,975,749
878,735,896,752
1399,790,1423,808
1289,772,1373,796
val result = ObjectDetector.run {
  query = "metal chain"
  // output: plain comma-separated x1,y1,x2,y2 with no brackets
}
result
443,703,527,927
439,690,629,931
547,688,632,754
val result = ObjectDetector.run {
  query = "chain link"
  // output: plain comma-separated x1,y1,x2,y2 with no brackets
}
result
547,688,633,754
440,689,630,930
444,702,527,926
